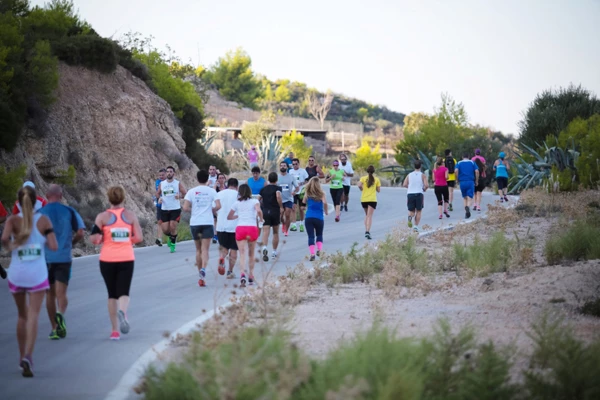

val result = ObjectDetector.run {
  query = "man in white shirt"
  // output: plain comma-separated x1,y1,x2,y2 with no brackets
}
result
214,178,239,279
156,166,187,253
402,159,429,232
339,153,354,212
183,169,220,287
289,158,309,232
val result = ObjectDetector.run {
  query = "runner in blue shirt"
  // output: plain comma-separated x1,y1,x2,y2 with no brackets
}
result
455,153,479,219
154,168,166,246
39,185,85,340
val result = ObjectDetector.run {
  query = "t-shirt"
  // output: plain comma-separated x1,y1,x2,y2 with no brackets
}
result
339,161,354,186
215,189,238,233
208,175,217,189
472,155,487,178
13,196,47,215
434,166,448,186
277,173,297,203
329,169,345,189
359,176,381,202
283,157,293,171
247,177,266,196
40,203,85,263
248,150,258,163
231,199,259,226
184,185,217,226
289,168,309,192
259,185,281,211
456,160,478,182
0,201,7,218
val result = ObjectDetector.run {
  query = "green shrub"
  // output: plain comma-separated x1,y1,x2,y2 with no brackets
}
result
52,34,119,73
451,231,519,276
581,298,600,318
544,220,600,264
0,164,27,206
54,164,76,186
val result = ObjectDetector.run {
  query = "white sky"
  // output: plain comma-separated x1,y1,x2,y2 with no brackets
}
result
32,0,600,134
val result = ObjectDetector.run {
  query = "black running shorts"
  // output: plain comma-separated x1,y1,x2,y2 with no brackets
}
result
191,225,214,240
263,208,281,226
361,202,377,210
407,193,424,212
447,180,456,188
160,209,181,223
48,262,72,285
217,231,238,250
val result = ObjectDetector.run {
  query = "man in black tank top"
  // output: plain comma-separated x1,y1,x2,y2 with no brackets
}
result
306,156,324,179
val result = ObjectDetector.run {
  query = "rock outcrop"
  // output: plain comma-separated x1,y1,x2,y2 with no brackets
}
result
0,63,198,246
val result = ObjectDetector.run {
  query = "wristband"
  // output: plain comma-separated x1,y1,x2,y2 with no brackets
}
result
43,228,54,236
91,224,103,235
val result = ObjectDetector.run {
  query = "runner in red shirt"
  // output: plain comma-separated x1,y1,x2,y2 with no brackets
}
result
12,182,47,215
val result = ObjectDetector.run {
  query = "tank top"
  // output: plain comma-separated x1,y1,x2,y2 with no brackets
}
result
433,167,448,186
8,214,48,287
329,169,344,189
407,171,424,194
495,160,509,178
305,197,324,220
160,179,181,210
306,165,319,179
99,208,135,262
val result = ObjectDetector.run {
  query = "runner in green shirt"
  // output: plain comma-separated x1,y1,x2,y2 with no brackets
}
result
326,160,345,222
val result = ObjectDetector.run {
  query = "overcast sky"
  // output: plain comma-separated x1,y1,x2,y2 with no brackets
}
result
33,0,600,134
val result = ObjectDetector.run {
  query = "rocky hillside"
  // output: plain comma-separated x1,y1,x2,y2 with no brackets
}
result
0,62,198,246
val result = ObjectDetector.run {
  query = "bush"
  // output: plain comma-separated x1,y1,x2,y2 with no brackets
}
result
52,34,119,73
54,164,76,186
544,220,600,264
0,165,27,206
279,130,312,161
354,138,382,171
581,298,600,318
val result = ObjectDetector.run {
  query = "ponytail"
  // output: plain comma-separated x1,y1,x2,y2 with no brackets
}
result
14,187,36,246
366,165,375,188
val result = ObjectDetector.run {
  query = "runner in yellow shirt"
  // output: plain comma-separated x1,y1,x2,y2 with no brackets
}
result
357,165,381,240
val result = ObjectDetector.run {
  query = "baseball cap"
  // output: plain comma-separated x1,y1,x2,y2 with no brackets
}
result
251,145,256,150
475,148,481,155
499,152,505,158
23,181,35,189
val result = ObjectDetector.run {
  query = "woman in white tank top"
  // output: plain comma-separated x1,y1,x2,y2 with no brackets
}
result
1,186,57,378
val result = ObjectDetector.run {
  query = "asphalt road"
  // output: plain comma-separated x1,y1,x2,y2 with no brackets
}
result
0,187,503,400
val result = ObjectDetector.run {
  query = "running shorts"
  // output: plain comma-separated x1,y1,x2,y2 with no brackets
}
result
48,262,72,285
434,186,449,204
460,181,475,199
8,279,50,294
217,231,238,251
475,180,486,193
191,225,214,240
447,180,456,188
293,194,305,205
235,225,260,242
155,206,162,221
343,185,351,196
283,201,294,209
262,209,281,226
361,202,377,210
99,261,134,299
407,193,424,212
496,177,508,191
160,209,181,223
330,188,343,206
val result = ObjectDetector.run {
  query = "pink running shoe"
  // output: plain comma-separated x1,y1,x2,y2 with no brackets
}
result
110,331,120,341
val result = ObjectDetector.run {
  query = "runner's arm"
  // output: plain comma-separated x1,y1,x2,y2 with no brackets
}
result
178,182,187,198
323,194,329,215
255,203,263,223
156,186,162,199
376,180,381,193
182,199,192,212
89,213,105,245
445,170,449,181
213,199,221,214
402,175,409,188
317,165,325,179
1,217,13,250
357,180,363,191
126,211,144,244
276,191,284,213
422,173,429,191
227,209,238,220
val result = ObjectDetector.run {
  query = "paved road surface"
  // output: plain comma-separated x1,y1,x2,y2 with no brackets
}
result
0,187,504,400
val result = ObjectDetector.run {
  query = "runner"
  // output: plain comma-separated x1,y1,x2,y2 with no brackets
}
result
339,153,354,212
0,200,7,279
403,159,429,232
472,149,487,211
247,166,266,197
493,152,510,202
215,173,227,193
90,186,143,340
1,185,57,377
39,185,85,340
207,165,218,188
444,149,457,211
12,181,47,214
248,145,259,169
153,168,166,246
325,160,345,222
214,178,240,279
289,158,309,233
455,153,480,219
305,155,325,179
357,165,381,240
156,166,187,253
433,157,451,219
278,161,298,236
183,170,220,287
227,184,263,287
259,172,283,261
302,177,328,261
283,152,294,171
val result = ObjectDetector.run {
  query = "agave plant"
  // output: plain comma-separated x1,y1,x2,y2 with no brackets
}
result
232,134,284,173
509,141,579,194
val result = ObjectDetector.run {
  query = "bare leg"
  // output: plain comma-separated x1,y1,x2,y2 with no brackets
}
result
55,281,68,315
24,291,45,357
415,210,422,226
237,240,247,276
46,285,58,330
228,250,238,272
193,239,202,271
335,205,341,218
272,228,279,250
118,295,130,315
248,241,256,277
366,207,375,231
169,221,177,236
201,238,211,269
108,299,118,332
156,220,162,240
12,292,27,359
261,226,271,249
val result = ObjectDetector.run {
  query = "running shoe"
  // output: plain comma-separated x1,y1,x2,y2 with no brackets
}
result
20,356,33,377
335,215,340,223
248,276,255,286
299,224,305,232
290,224,297,232
444,211,450,218
226,270,236,279
500,197,504,203
212,235,218,244
413,226,420,233
198,268,206,287
408,216,413,228
504,195,509,202
110,331,120,341
439,214,443,219
365,232,372,240
316,250,321,257
56,312,67,338
240,274,247,288
155,238,163,247
118,310,130,334
48,330,59,340
344,205,348,212
262,248,269,262
284,229,289,237
272,251,278,259
448,203,453,211
0,264,6,280
473,205,477,211
218,258,225,275
465,206,471,219
310,254,316,261
477,206,482,212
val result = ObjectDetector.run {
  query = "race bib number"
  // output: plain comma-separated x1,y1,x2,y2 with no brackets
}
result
110,227,130,242
251,194,260,200
163,186,175,196
17,244,42,261
281,184,290,192
332,179,341,186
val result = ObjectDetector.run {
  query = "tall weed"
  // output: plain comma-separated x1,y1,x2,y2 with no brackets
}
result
544,220,600,264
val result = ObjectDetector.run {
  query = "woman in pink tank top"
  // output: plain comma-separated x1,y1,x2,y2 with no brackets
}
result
433,157,451,219
90,186,143,341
